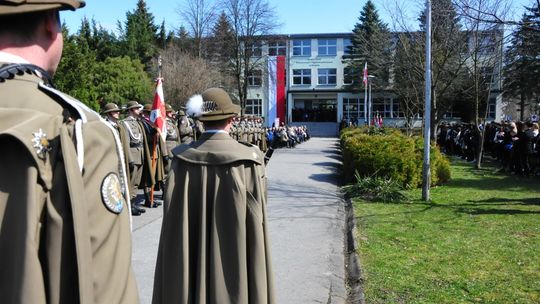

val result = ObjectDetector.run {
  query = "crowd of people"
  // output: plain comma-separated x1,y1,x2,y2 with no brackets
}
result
437,120,540,176
0,2,278,303
101,102,310,216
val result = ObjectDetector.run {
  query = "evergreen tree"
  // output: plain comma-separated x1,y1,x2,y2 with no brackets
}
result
157,20,168,49
56,24,100,109
91,21,122,61
119,0,159,72
208,12,235,65
94,56,154,105
504,2,540,120
206,11,236,92
346,0,392,91
174,26,194,53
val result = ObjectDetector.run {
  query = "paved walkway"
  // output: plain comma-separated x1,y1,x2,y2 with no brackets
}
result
131,137,347,304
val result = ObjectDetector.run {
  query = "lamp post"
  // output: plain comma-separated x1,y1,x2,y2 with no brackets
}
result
422,0,432,201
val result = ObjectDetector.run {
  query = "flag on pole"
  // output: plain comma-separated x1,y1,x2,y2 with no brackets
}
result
151,77,167,141
362,62,368,86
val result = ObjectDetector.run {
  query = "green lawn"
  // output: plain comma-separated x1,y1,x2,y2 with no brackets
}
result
353,160,540,303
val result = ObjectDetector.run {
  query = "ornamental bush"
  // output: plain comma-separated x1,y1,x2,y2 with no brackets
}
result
341,127,450,189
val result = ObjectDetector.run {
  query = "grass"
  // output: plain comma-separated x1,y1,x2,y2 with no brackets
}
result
352,159,540,303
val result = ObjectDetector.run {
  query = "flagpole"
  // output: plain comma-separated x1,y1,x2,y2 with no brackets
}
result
150,56,163,206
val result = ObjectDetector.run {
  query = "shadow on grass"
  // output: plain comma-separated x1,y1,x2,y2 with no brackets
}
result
454,207,540,215
467,197,540,205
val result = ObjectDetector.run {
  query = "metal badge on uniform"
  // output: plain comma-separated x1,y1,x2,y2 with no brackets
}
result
32,128,51,160
100,173,126,214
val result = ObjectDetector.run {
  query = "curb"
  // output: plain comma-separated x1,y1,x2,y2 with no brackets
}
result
345,198,365,304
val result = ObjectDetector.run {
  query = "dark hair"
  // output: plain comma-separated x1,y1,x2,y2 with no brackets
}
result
0,10,59,45
202,118,231,130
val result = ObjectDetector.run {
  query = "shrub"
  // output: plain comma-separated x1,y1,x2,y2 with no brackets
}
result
342,171,406,202
341,127,451,188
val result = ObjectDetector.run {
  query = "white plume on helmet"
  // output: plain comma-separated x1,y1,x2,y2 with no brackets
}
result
186,94,204,118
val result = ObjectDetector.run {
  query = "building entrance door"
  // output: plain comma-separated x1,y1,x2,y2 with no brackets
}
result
292,99,337,122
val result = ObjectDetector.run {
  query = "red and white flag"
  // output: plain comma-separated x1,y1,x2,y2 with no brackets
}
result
151,77,167,141
362,62,368,86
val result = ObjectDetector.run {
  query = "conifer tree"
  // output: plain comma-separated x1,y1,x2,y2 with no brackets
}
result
504,2,540,120
346,0,392,91
119,0,159,72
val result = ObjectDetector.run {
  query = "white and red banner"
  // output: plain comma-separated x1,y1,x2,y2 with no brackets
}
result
268,56,286,127
362,62,368,87
151,77,167,141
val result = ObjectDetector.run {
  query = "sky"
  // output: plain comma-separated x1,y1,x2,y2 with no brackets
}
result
61,0,535,35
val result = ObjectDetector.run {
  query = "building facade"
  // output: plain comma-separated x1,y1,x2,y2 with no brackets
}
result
245,31,504,131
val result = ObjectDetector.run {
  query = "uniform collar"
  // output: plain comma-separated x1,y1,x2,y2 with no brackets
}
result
203,130,228,134
0,51,30,64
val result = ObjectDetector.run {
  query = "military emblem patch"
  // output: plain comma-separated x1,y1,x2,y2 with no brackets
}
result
202,100,218,113
31,128,51,160
100,173,126,214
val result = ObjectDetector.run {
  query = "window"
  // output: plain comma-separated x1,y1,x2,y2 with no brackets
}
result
268,40,286,56
293,39,311,56
318,39,337,56
476,34,496,54
292,69,311,85
343,38,352,55
480,66,495,84
248,41,262,57
372,98,385,117
318,68,337,85
343,67,355,85
343,97,365,122
248,70,262,86
245,99,262,116
392,101,405,118
487,97,496,119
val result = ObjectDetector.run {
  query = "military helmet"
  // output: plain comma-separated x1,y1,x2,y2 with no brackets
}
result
177,109,186,116
0,0,85,15
165,104,174,113
198,87,240,122
126,100,143,110
101,102,121,114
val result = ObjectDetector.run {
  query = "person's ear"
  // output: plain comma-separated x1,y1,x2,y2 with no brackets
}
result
43,10,61,40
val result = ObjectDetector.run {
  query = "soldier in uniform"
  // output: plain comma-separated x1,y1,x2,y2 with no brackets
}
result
153,88,275,304
0,1,139,303
139,104,166,208
121,100,146,215
177,109,193,144
165,103,180,155
164,103,179,178
102,102,131,189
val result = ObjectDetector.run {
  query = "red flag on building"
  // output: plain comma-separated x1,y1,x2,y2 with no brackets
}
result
362,62,368,86
151,77,167,141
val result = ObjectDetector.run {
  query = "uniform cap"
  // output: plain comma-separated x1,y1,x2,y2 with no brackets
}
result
198,87,240,121
0,0,85,15
126,100,143,110
101,102,120,114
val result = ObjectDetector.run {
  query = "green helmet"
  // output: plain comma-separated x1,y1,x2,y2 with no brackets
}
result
0,0,85,15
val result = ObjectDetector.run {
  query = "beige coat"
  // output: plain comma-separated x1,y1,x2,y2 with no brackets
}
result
0,64,138,304
152,132,275,304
